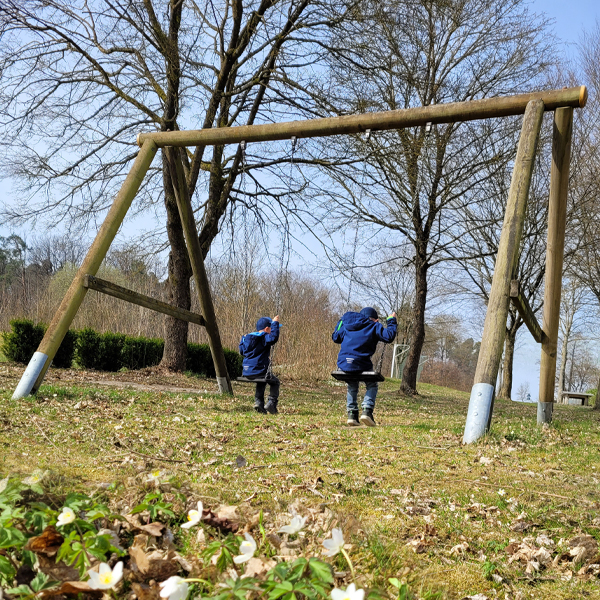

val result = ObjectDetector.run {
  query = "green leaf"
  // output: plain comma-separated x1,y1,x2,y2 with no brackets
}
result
0,554,16,578
308,558,334,584
0,526,27,549
30,571,57,593
5,584,34,598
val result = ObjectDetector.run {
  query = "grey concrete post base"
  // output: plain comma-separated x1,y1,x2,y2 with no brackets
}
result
463,383,495,444
12,352,49,399
537,401,553,424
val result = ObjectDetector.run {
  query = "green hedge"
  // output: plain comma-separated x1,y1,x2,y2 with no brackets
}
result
1,319,77,368
187,342,242,378
1,319,44,364
2,319,241,377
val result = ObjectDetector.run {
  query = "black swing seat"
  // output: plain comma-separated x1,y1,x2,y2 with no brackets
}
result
236,376,269,383
331,370,385,383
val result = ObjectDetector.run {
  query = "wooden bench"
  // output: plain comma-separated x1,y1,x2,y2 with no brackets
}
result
560,391,593,406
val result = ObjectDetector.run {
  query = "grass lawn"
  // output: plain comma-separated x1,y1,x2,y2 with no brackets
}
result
1,363,600,599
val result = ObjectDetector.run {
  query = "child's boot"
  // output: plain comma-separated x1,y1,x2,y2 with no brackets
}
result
360,409,376,427
254,398,267,414
347,410,360,426
265,397,278,414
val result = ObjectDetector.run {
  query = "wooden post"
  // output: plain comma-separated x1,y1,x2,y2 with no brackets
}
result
138,87,586,149
463,99,545,444
538,107,573,423
166,148,234,395
84,275,206,327
509,280,546,344
12,141,158,399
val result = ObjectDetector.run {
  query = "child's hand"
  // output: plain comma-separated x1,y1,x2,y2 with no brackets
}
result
273,315,280,322
391,312,396,318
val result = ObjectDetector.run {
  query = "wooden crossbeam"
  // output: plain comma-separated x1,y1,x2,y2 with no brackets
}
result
83,275,206,327
137,87,587,149
510,280,547,344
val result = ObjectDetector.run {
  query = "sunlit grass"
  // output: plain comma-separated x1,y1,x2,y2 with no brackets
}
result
1,364,600,599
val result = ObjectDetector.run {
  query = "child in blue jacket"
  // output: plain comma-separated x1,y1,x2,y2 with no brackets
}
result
332,307,397,426
239,316,280,414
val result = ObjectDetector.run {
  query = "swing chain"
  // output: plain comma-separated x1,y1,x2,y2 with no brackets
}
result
239,140,247,168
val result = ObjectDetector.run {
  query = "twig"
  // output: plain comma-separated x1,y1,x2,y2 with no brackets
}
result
247,461,308,470
415,446,450,450
32,417,59,450
243,492,257,502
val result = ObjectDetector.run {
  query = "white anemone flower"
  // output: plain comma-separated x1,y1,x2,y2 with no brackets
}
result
331,583,365,600
88,562,124,590
498,489,506,497
56,506,76,527
233,532,257,564
0,476,8,493
323,528,345,557
23,470,47,485
278,515,307,535
146,469,163,483
181,501,203,529
159,576,189,600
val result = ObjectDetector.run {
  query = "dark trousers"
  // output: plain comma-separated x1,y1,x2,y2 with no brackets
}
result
248,374,280,404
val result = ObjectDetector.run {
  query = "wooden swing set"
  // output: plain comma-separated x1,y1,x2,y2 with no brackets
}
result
12,85,587,444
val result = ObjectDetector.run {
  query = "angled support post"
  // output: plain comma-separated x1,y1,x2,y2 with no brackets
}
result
509,280,547,344
12,141,158,399
463,99,545,444
538,107,573,424
166,147,234,395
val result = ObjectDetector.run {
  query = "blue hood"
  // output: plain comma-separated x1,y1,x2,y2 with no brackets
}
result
341,311,374,332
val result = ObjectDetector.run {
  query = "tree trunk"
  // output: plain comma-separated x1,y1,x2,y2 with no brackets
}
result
594,372,600,410
557,325,570,403
160,152,192,371
567,340,576,391
499,328,516,399
400,254,427,395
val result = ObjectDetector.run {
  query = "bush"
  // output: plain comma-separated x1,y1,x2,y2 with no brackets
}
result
186,342,242,378
0,319,77,368
53,329,78,369
121,336,164,370
75,328,102,370
1,319,45,364
76,328,126,371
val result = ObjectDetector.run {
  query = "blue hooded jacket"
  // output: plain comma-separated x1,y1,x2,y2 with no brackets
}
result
332,312,397,371
239,321,280,376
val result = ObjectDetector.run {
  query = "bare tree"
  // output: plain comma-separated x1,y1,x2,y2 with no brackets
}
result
569,21,600,407
0,0,339,370
312,0,553,394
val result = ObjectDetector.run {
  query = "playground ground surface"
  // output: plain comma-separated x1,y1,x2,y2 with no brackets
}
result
1,362,600,600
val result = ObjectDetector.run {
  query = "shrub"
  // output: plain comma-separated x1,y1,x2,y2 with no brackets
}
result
76,328,126,371
1,319,45,364
75,328,102,369
0,319,77,368
186,342,213,376
186,343,242,378
53,329,78,369
121,336,164,370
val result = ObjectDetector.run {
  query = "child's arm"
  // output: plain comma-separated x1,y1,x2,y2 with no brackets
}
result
376,314,397,343
332,319,345,344
239,336,246,356
265,320,280,345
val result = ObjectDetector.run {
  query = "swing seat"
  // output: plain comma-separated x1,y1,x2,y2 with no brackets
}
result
331,370,385,383
236,376,269,383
